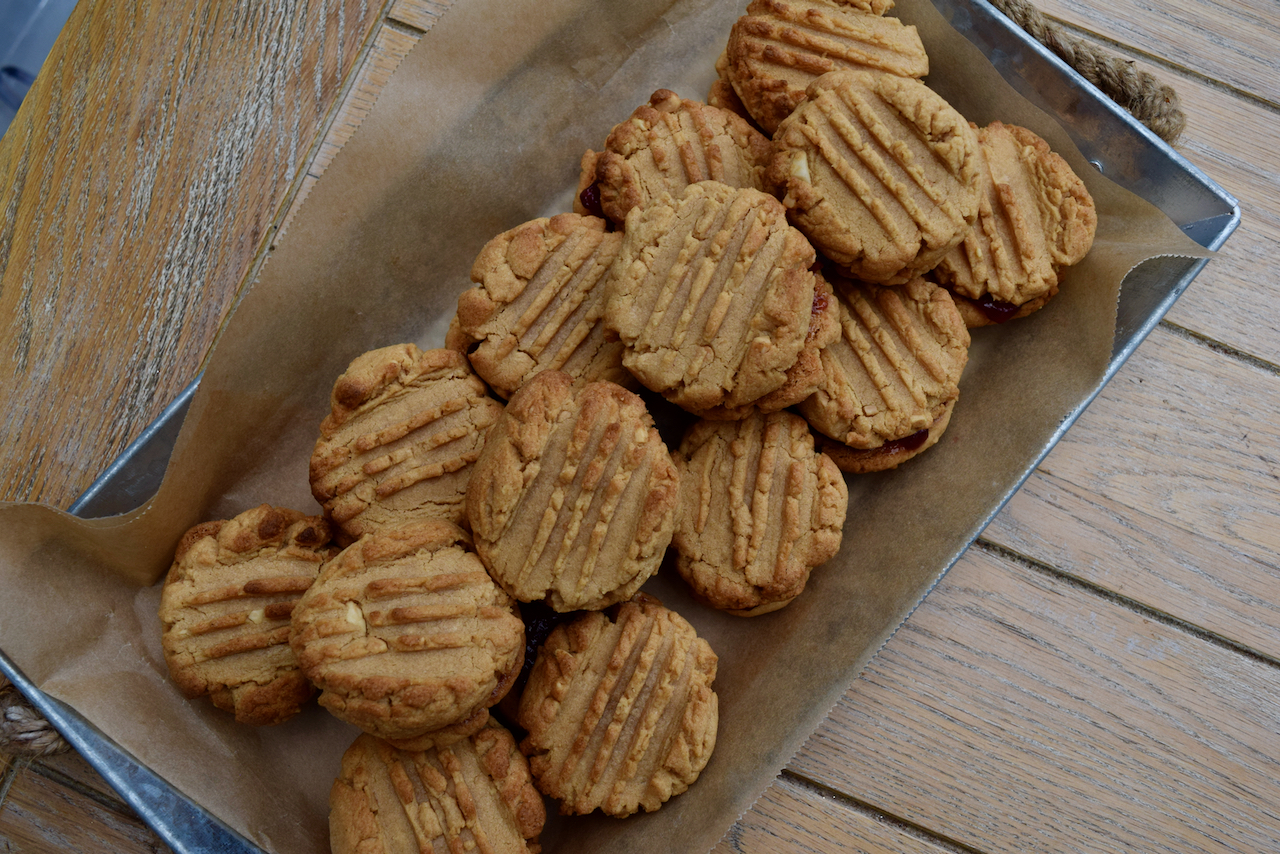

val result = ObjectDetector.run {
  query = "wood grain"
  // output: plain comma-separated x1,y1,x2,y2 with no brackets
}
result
1036,0,1280,102
0,0,391,506
0,756,162,852
792,544,1280,854
2,0,1279,852
712,776,959,854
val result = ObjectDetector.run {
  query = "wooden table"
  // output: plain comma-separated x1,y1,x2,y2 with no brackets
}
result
2,0,1276,851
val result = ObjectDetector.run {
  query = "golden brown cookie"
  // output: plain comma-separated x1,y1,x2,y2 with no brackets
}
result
604,181,817,413
517,594,718,816
465,371,679,612
817,395,955,473
310,345,503,543
723,0,929,134
330,724,545,854
452,214,633,398
768,70,982,285
799,275,969,469
159,505,333,726
696,271,841,420
573,89,773,227
707,52,754,123
289,520,524,746
932,121,1097,326
673,411,847,615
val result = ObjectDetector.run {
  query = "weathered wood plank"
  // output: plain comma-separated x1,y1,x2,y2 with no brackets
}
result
280,23,423,241
1027,326,1279,583
792,545,1280,854
0,0,389,506
714,776,958,854
0,756,162,853
981,325,1280,660
1035,0,1280,102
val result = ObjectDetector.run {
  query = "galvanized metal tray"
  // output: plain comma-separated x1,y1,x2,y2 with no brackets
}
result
0,0,1239,850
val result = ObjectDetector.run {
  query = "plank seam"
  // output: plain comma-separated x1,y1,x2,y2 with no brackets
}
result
776,769,988,854
1158,321,1280,378
973,538,1280,671
24,758,139,821
383,12,433,37
1047,15,1280,115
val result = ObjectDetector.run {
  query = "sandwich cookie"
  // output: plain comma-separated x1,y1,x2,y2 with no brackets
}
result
330,724,545,854
159,505,334,726
451,214,633,398
465,370,680,613
799,275,969,472
574,89,773,227
673,411,848,615
768,70,982,285
517,594,718,816
723,0,929,134
289,520,525,747
604,181,817,414
310,345,503,543
931,121,1097,326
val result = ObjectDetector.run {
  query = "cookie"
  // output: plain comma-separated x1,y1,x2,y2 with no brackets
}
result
768,70,982,284
465,371,679,612
574,89,773,227
604,181,817,413
673,411,848,615
695,271,841,420
817,395,955,473
310,345,503,543
289,520,525,746
330,724,545,854
932,121,1097,326
723,0,929,134
517,594,718,816
707,52,753,123
452,214,633,399
159,505,333,726
799,275,969,468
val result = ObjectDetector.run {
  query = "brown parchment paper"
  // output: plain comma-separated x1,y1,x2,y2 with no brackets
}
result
0,0,1211,851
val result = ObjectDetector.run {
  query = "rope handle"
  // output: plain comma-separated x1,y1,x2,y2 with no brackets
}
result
988,0,1186,144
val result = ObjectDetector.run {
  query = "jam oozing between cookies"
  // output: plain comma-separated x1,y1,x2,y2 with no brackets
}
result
976,293,1020,324
579,183,605,219
883,427,930,455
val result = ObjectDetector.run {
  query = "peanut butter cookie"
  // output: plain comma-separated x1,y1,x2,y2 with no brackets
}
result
289,520,524,746
932,121,1097,326
604,181,817,414
517,594,718,816
574,89,773,227
799,275,969,471
723,0,929,134
465,371,679,612
310,345,503,543
159,505,333,726
673,411,848,615
452,214,633,398
768,70,982,284
330,724,545,854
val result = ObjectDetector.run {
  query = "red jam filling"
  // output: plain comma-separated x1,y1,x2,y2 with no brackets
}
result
579,183,605,220
976,293,1020,324
882,427,930,455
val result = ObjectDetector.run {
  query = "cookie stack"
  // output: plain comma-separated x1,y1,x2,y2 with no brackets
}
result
156,0,1099,845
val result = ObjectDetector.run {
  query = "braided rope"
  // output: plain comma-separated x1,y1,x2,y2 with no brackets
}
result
988,0,1186,144
0,677,70,758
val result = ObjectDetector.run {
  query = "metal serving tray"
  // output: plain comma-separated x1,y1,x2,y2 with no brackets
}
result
0,0,1239,850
